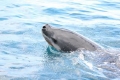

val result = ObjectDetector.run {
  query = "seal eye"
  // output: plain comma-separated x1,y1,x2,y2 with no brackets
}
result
52,38,57,43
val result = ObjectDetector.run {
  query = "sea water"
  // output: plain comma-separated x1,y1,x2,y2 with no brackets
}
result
0,0,120,80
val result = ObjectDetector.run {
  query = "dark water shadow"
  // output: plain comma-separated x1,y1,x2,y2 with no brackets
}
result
45,46,62,59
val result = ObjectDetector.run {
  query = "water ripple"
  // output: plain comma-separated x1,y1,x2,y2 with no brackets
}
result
43,8,66,15
0,18,8,21
0,0,120,80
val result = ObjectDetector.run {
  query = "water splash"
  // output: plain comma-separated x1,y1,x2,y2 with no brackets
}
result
0,0,120,80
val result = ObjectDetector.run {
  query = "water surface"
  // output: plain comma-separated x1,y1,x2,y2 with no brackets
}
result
0,0,120,80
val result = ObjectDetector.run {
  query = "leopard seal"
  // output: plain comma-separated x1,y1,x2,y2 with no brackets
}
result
42,24,103,52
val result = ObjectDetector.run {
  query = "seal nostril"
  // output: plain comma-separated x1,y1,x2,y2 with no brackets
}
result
43,26,46,29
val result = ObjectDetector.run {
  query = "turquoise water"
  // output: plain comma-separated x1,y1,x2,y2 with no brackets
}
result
0,0,120,80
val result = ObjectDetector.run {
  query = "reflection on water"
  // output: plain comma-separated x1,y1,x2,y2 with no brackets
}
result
0,0,120,80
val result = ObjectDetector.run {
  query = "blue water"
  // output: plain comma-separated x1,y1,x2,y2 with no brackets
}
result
0,0,120,80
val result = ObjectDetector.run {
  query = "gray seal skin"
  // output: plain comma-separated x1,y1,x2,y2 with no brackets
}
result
42,24,103,52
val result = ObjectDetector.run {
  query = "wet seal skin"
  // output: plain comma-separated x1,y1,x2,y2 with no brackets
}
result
42,24,103,52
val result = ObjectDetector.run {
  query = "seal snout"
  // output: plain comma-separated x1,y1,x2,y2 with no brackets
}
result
42,26,46,32
42,25,47,31
42,24,52,37
42,25,47,32
42,24,54,47
42,24,50,31
43,26,46,29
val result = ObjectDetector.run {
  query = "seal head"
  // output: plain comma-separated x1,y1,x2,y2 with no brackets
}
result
42,24,102,52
